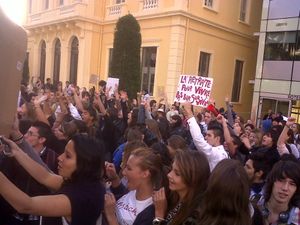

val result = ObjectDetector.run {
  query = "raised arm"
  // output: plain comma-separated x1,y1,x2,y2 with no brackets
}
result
277,117,295,156
225,97,234,127
0,172,71,217
70,86,84,112
2,137,63,191
33,95,50,126
120,91,129,122
94,92,107,115
182,102,212,156
216,114,236,156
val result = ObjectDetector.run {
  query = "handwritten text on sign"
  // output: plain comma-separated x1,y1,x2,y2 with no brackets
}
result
174,75,213,107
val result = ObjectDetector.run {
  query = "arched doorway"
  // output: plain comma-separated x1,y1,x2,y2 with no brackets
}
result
53,39,61,84
39,40,46,83
69,37,79,85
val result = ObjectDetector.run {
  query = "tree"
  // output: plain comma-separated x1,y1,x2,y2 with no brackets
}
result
110,14,141,99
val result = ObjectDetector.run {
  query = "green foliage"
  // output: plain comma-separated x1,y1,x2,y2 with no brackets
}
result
22,54,30,85
110,14,141,99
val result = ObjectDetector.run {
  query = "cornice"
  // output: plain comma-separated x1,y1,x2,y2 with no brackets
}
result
25,9,257,41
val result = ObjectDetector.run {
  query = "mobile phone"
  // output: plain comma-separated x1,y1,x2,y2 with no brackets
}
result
0,136,11,155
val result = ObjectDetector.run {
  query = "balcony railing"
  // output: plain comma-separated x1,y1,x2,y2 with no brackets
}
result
108,4,122,15
143,0,159,9
26,2,87,26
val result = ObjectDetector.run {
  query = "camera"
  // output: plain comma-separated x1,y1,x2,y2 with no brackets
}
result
0,136,11,155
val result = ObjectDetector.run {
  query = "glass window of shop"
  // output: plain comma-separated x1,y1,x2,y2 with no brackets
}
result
264,31,296,61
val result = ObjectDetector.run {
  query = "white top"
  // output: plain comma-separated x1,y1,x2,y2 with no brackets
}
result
116,190,153,225
68,103,82,120
187,117,228,171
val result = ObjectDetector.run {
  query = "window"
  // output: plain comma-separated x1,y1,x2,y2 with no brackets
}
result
40,40,46,83
29,0,32,13
141,47,157,95
264,32,296,61
44,0,49,9
231,60,244,102
204,0,213,8
53,39,61,84
239,0,248,22
198,52,211,77
69,37,79,85
291,100,300,124
59,0,64,6
295,33,300,60
116,0,125,4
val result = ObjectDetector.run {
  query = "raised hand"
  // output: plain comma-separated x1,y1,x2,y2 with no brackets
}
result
0,136,21,157
181,102,193,119
209,97,215,105
153,187,167,219
216,114,226,125
105,162,119,181
104,193,117,220
286,117,296,127
34,95,48,106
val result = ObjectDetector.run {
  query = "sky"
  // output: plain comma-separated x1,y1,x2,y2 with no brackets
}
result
0,0,27,26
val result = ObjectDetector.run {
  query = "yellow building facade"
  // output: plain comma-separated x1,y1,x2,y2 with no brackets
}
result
25,0,262,119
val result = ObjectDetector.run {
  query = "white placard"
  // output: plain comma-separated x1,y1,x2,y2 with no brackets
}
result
174,75,213,107
107,77,119,97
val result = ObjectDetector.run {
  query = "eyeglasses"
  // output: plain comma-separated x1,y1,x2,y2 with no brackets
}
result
26,130,40,138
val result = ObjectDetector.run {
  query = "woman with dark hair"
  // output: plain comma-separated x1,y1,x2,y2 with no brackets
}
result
250,127,282,168
254,159,300,225
233,121,245,137
245,123,255,137
153,150,210,225
0,134,105,225
127,108,139,127
198,159,251,225
81,105,98,137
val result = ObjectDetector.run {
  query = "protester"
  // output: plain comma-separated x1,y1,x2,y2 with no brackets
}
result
255,159,300,225
183,102,228,171
277,117,300,159
0,134,105,225
153,150,210,225
8,75,300,225
104,147,165,225
244,152,272,203
198,159,251,225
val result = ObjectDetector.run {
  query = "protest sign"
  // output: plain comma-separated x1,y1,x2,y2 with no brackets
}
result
107,77,119,97
89,74,99,85
174,75,213,107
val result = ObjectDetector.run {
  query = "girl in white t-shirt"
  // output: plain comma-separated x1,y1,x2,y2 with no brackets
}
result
104,147,166,225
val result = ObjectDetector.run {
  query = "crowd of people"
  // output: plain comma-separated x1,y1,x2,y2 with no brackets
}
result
0,77,300,225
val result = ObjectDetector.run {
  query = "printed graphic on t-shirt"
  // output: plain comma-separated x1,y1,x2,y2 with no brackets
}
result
116,191,152,225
